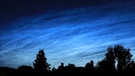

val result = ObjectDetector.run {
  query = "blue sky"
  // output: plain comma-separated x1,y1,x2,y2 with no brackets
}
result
0,0,135,68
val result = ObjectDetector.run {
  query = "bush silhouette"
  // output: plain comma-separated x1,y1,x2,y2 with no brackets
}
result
18,65,33,72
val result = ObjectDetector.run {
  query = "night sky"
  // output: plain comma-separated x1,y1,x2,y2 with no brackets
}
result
0,0,135,69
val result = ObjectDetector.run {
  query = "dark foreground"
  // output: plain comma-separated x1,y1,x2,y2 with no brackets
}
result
0,66,134,76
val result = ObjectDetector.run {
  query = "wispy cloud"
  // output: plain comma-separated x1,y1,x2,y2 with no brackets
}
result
0,1,135,68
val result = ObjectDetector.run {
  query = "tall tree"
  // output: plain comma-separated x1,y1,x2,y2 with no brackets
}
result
96,45,133,72
113,45,132,71
33,49,50,71
105,45,132,71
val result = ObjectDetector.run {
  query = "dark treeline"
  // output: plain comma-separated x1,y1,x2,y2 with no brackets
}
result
0,44,135,76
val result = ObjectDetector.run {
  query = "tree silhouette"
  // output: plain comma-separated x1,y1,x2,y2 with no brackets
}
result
85,60,94,70
33,49,50,71
105,47,116,71
96,59,115,72
1,44,135,75
52,67,57,72
58,63,64,70
104,45,132,71
113,45,132,71
96,45,133,72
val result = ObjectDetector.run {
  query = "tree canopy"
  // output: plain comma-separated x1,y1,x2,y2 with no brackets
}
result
96,45,133,71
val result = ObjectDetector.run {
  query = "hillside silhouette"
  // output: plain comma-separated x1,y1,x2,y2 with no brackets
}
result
0,44,135,76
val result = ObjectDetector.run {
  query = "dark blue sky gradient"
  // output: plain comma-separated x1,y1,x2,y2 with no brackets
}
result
0,0,135,68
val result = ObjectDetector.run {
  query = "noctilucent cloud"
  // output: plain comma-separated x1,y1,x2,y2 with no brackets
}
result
0,0,135,68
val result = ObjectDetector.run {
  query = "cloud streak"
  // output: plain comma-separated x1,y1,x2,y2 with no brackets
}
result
0,0,135,68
